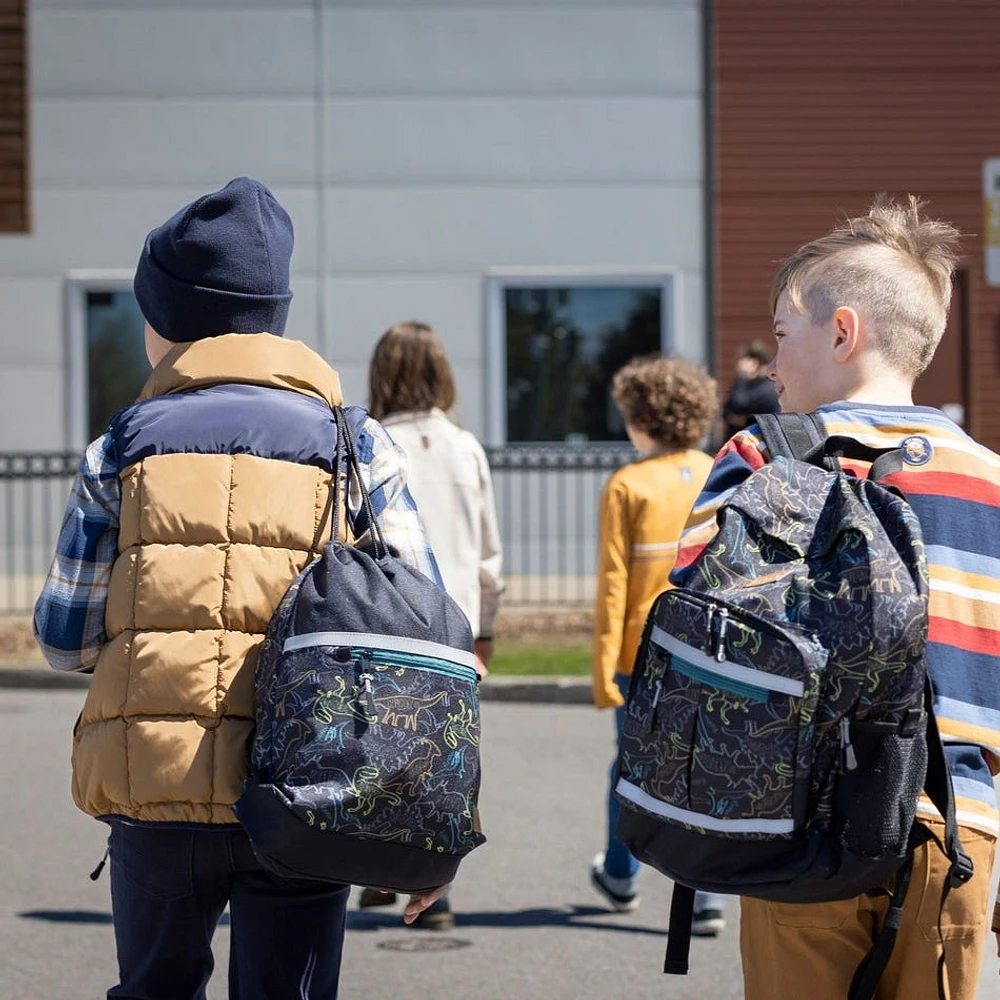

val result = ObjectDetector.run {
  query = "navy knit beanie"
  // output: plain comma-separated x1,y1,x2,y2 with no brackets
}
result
133,177,293,343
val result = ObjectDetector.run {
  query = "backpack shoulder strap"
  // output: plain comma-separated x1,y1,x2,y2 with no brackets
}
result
756,412,906,482
755,412,827,463
334,406,389,559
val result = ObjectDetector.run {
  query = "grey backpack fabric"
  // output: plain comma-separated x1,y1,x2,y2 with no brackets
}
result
614,413,971,996
235,407,485,894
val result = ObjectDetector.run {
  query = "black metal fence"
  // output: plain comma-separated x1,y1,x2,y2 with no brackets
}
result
0,445,634,616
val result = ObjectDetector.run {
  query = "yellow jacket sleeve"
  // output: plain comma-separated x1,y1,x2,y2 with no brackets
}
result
593,476,630,709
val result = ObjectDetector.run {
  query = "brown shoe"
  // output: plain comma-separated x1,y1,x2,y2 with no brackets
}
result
410,895,455,931
358,887,397,909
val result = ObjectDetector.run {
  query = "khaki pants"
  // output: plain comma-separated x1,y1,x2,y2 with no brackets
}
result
740,822,996,1000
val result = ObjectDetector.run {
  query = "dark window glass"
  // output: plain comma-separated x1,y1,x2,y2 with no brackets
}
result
504,285,663,442
86,290,148,440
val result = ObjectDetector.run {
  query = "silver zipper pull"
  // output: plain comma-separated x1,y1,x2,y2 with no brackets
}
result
840,718,858,771
360,672,377,718
714,607,730,662
648,678,663,733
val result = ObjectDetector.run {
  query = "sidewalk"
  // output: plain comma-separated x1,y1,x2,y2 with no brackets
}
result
0,656,591,703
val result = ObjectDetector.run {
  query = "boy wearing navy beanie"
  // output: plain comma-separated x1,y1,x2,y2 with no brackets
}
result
34,178,445,999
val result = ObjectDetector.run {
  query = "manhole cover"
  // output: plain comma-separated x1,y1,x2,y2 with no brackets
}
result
377,937,472,953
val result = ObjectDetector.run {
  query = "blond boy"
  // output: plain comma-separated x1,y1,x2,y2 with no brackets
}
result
671,197,1000,998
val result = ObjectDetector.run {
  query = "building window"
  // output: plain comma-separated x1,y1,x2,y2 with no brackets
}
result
486,270,677,443
67,275,149,449
0,0,29,232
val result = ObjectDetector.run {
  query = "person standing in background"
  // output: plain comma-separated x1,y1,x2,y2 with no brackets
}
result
362,320,505,931
718,339,780,444
590,356,730,936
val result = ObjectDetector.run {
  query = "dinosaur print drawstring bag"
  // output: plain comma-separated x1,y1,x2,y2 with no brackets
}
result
235,409,485,893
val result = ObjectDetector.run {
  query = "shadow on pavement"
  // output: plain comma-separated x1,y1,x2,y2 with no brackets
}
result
348,904,665,937
19,909,112,924
20,909,231,926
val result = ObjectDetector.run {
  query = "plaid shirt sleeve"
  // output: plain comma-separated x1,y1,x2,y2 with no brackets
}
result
347,415,444,588
33,433,121,672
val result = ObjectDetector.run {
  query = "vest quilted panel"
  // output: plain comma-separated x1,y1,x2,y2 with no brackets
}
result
135,453,234,545
127,630,229,718
223,545,314,635
80,632,130,726
133,543,228,632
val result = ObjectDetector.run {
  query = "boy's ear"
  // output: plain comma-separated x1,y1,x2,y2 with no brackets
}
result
831,306,861,363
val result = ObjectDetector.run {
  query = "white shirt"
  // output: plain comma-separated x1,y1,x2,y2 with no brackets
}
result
381,408,504,637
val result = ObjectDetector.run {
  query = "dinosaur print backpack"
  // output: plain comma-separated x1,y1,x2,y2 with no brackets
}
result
614,413,971,998
235,409,485,893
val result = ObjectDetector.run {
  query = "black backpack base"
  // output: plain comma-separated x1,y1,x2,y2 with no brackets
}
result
615,807,911,904
235,782,462,893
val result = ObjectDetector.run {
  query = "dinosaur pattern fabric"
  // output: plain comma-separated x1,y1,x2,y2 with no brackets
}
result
615,441,937,901
252,609,483,856
236,475,486,893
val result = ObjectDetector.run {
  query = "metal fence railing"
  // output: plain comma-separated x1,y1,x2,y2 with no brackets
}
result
484,443,634,607
0,453,80,617
0,446,634,616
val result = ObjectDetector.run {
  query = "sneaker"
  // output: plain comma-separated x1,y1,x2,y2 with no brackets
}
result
358,887,397,909
410,894,455,931
691,908,726,937
590,852,639,913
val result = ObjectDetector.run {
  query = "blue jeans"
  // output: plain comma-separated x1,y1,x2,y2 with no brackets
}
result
607,673,728,913
107,821,349,1000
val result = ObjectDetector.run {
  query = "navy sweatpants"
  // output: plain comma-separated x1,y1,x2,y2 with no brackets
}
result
107,821,349,1000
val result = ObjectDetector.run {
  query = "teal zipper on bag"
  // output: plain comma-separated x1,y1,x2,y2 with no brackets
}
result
350,647,478,684
670,655,773,703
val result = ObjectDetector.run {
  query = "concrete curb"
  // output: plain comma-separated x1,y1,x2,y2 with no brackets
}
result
0,662,591,704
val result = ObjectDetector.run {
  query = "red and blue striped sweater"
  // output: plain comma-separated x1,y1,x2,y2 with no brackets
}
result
671,401,1000,839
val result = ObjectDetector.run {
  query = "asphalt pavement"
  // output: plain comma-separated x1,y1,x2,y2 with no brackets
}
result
1,671,997,999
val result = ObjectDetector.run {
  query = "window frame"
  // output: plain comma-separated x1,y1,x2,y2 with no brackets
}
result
484,267,681,445
64,270,139,452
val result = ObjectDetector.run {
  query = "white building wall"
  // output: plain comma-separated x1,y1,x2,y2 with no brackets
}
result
0,0,705,449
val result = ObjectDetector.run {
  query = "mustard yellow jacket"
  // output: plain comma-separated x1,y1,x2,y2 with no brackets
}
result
592,449,714,709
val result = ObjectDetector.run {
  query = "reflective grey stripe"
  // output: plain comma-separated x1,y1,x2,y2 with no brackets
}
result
282,631,477,669
616,778,796,834
650,625,805,698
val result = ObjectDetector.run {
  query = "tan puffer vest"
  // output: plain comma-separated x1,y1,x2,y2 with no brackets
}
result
72,334,344,824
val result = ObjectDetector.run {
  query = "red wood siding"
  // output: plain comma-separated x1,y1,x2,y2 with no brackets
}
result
0,0,27,233
713,0,1000,446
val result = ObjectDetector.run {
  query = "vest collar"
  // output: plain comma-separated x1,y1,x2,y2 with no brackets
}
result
139,333,343,408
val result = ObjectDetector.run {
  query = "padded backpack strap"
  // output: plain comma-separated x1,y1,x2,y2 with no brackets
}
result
756,412,905,480
755,412,830,466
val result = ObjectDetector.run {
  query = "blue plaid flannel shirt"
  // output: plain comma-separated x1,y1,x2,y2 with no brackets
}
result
33,415,442,671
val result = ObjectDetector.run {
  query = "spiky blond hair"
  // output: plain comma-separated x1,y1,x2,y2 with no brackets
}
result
770,196,962,379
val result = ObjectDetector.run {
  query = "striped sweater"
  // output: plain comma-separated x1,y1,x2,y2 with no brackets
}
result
671,402,1000,841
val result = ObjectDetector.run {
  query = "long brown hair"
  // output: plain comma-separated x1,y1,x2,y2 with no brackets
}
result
368,321,457,420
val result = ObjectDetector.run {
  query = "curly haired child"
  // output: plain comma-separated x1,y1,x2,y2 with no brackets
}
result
589,356,727,934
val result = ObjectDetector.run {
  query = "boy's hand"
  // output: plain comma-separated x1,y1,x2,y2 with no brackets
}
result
403,885,449,924
474,639,493,679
